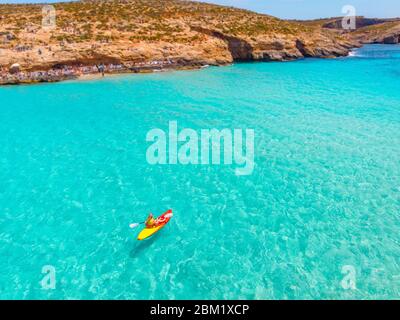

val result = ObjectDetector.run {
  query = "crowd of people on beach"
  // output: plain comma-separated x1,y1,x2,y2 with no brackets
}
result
0,59,178,84
0,67,76,84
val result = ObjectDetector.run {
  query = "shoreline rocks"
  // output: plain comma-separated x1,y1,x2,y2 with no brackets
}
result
0,35,355,86
0,60,212,85
0,49,352,86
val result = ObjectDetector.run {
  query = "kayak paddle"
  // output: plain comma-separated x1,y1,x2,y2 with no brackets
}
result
129,222,144,229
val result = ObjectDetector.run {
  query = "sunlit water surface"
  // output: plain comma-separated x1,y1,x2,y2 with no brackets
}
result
0,45,400,299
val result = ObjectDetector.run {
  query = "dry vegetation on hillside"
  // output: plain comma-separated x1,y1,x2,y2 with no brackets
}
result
0,0,313,45
0,0,353,72
297,16,400,44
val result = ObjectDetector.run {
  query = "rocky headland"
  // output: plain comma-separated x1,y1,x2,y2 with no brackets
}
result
300,16,400,45
0,0,397,85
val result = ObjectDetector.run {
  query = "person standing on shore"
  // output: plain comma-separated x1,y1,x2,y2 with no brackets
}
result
97,63,105,77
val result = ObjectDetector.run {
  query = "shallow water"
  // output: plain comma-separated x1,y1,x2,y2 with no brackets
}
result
0,45,400,299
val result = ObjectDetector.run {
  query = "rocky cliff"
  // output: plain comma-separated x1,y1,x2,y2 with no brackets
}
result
351,22,400,44
299,16,400,45
0,0,355,74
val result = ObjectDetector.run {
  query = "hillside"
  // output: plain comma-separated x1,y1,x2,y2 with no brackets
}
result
298,16,400,44
0,0,355,83
351,21,400,44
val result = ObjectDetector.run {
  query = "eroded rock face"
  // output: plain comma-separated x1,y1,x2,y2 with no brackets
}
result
190,26,253,61
297,17,400,47
383,35,400,44
0,0,353,76
352,25,400,44
295,40,314,57
190,26,351,63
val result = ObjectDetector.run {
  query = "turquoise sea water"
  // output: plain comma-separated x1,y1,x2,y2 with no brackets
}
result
0,45,400,299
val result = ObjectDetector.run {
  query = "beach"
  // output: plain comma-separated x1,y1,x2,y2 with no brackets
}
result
0,59,209,85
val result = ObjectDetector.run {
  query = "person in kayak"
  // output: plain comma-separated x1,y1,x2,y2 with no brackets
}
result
145,213,157,228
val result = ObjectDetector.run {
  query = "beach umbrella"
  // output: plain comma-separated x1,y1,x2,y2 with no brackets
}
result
9,63,21,74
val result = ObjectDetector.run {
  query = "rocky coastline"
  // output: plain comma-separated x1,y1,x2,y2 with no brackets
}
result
0,29,357,86
0,1,396,86
0,44,357,86
0,48,352,86
0,60,209,85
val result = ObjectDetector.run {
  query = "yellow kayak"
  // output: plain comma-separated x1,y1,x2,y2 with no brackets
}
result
137,210,172,241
